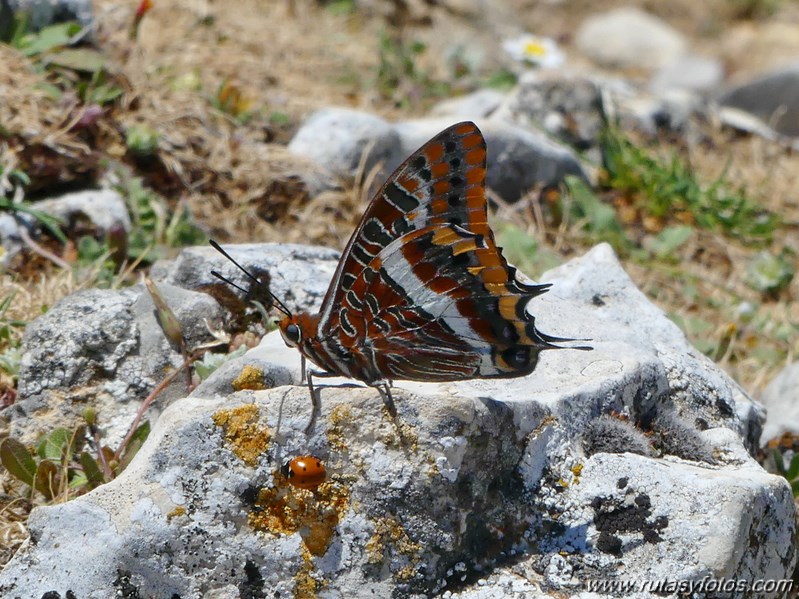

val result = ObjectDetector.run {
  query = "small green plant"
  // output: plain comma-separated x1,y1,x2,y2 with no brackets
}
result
495,224,562,276
484,68,518,91
375,32,449,108
125,124,160,156
0,418,149,501
324,0,356,16
600,127,779,244
10,20,82,56
564,176,632,253
0,295,26,379
116,175,206,263
744,250,794,296
212,79,254,124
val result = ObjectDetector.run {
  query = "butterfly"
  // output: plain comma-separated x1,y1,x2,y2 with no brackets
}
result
212,121,588,425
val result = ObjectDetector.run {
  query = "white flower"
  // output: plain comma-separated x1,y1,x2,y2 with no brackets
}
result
502,34,565,69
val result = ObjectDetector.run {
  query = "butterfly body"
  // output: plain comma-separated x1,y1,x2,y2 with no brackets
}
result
276,121,577,394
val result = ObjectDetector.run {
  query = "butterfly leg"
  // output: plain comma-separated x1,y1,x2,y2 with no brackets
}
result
304,369,339,435
374,381,397,418
304,370,319,435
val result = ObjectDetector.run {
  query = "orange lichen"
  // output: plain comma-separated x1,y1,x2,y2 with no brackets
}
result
248,472,350,558
166,506,186,521
212,404,271,466
231,365,268,391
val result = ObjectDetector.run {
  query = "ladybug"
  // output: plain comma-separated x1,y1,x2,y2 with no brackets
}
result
281,456,326,490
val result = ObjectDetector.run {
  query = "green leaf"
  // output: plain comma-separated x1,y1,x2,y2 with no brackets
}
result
33,460,59,499
786,454,799,481
119,421,151,471
79,451,107,489
791,479,799,498
37,427,71,461
18,22,80,56
0,437,37,486
44,48,106,73
69,470,89,489
194,345,248,381
647,225,693,260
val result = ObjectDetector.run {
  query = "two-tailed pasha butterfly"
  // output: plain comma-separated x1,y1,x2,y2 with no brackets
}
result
212,121,588,427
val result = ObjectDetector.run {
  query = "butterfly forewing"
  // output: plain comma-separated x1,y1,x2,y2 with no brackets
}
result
318,122,492,336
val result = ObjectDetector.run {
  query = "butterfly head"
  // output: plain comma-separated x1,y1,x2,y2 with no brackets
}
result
278,312,320,350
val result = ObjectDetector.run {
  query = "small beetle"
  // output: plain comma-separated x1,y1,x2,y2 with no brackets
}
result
281,456,326,490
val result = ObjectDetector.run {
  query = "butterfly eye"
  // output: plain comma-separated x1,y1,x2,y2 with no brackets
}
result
282,323,301,347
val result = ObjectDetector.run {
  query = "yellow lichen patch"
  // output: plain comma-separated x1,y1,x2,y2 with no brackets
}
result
249,473,350,558
326,404,353,452
293,544,320,599
166,506,186,521
365,516,422,570
212,404,271,466
232,365,268,391
571,463,583,483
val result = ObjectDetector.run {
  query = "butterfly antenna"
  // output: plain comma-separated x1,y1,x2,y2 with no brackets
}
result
209,240,293,317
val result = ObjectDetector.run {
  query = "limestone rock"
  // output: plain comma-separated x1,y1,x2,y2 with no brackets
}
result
575,7,688,70
287,107,400,184
760,362,799,443
0,244,792,597
395,117,587,202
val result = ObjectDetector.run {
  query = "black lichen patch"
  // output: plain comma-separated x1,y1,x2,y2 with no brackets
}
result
591,490,668,557
239,560,266,599
113,570,141,599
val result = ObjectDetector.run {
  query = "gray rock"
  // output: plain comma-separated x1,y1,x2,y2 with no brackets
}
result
718,64,799,137
189,349,293,399
150,242,340,316
650,54,725,95
760,362,799,443
492,75,607,154
7,0,93,30
34,188,132,234
0,212,25,269
287,107,400,184
4,282,226,445
451,450,794,598
575,7,687,70
395,117,587,202
0,244,792,596
430,89,507,119
491,74,702,162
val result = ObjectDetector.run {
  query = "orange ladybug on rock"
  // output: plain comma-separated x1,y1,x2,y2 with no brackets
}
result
281,456,326,490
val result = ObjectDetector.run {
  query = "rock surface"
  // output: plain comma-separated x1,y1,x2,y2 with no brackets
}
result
2,282,226,445
575,7,688,70
288,109,588,203
287,107,401,184
0,243,793,597
760,362,799,442
718,64,799,137
395,117,588,201
34,189,132,235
